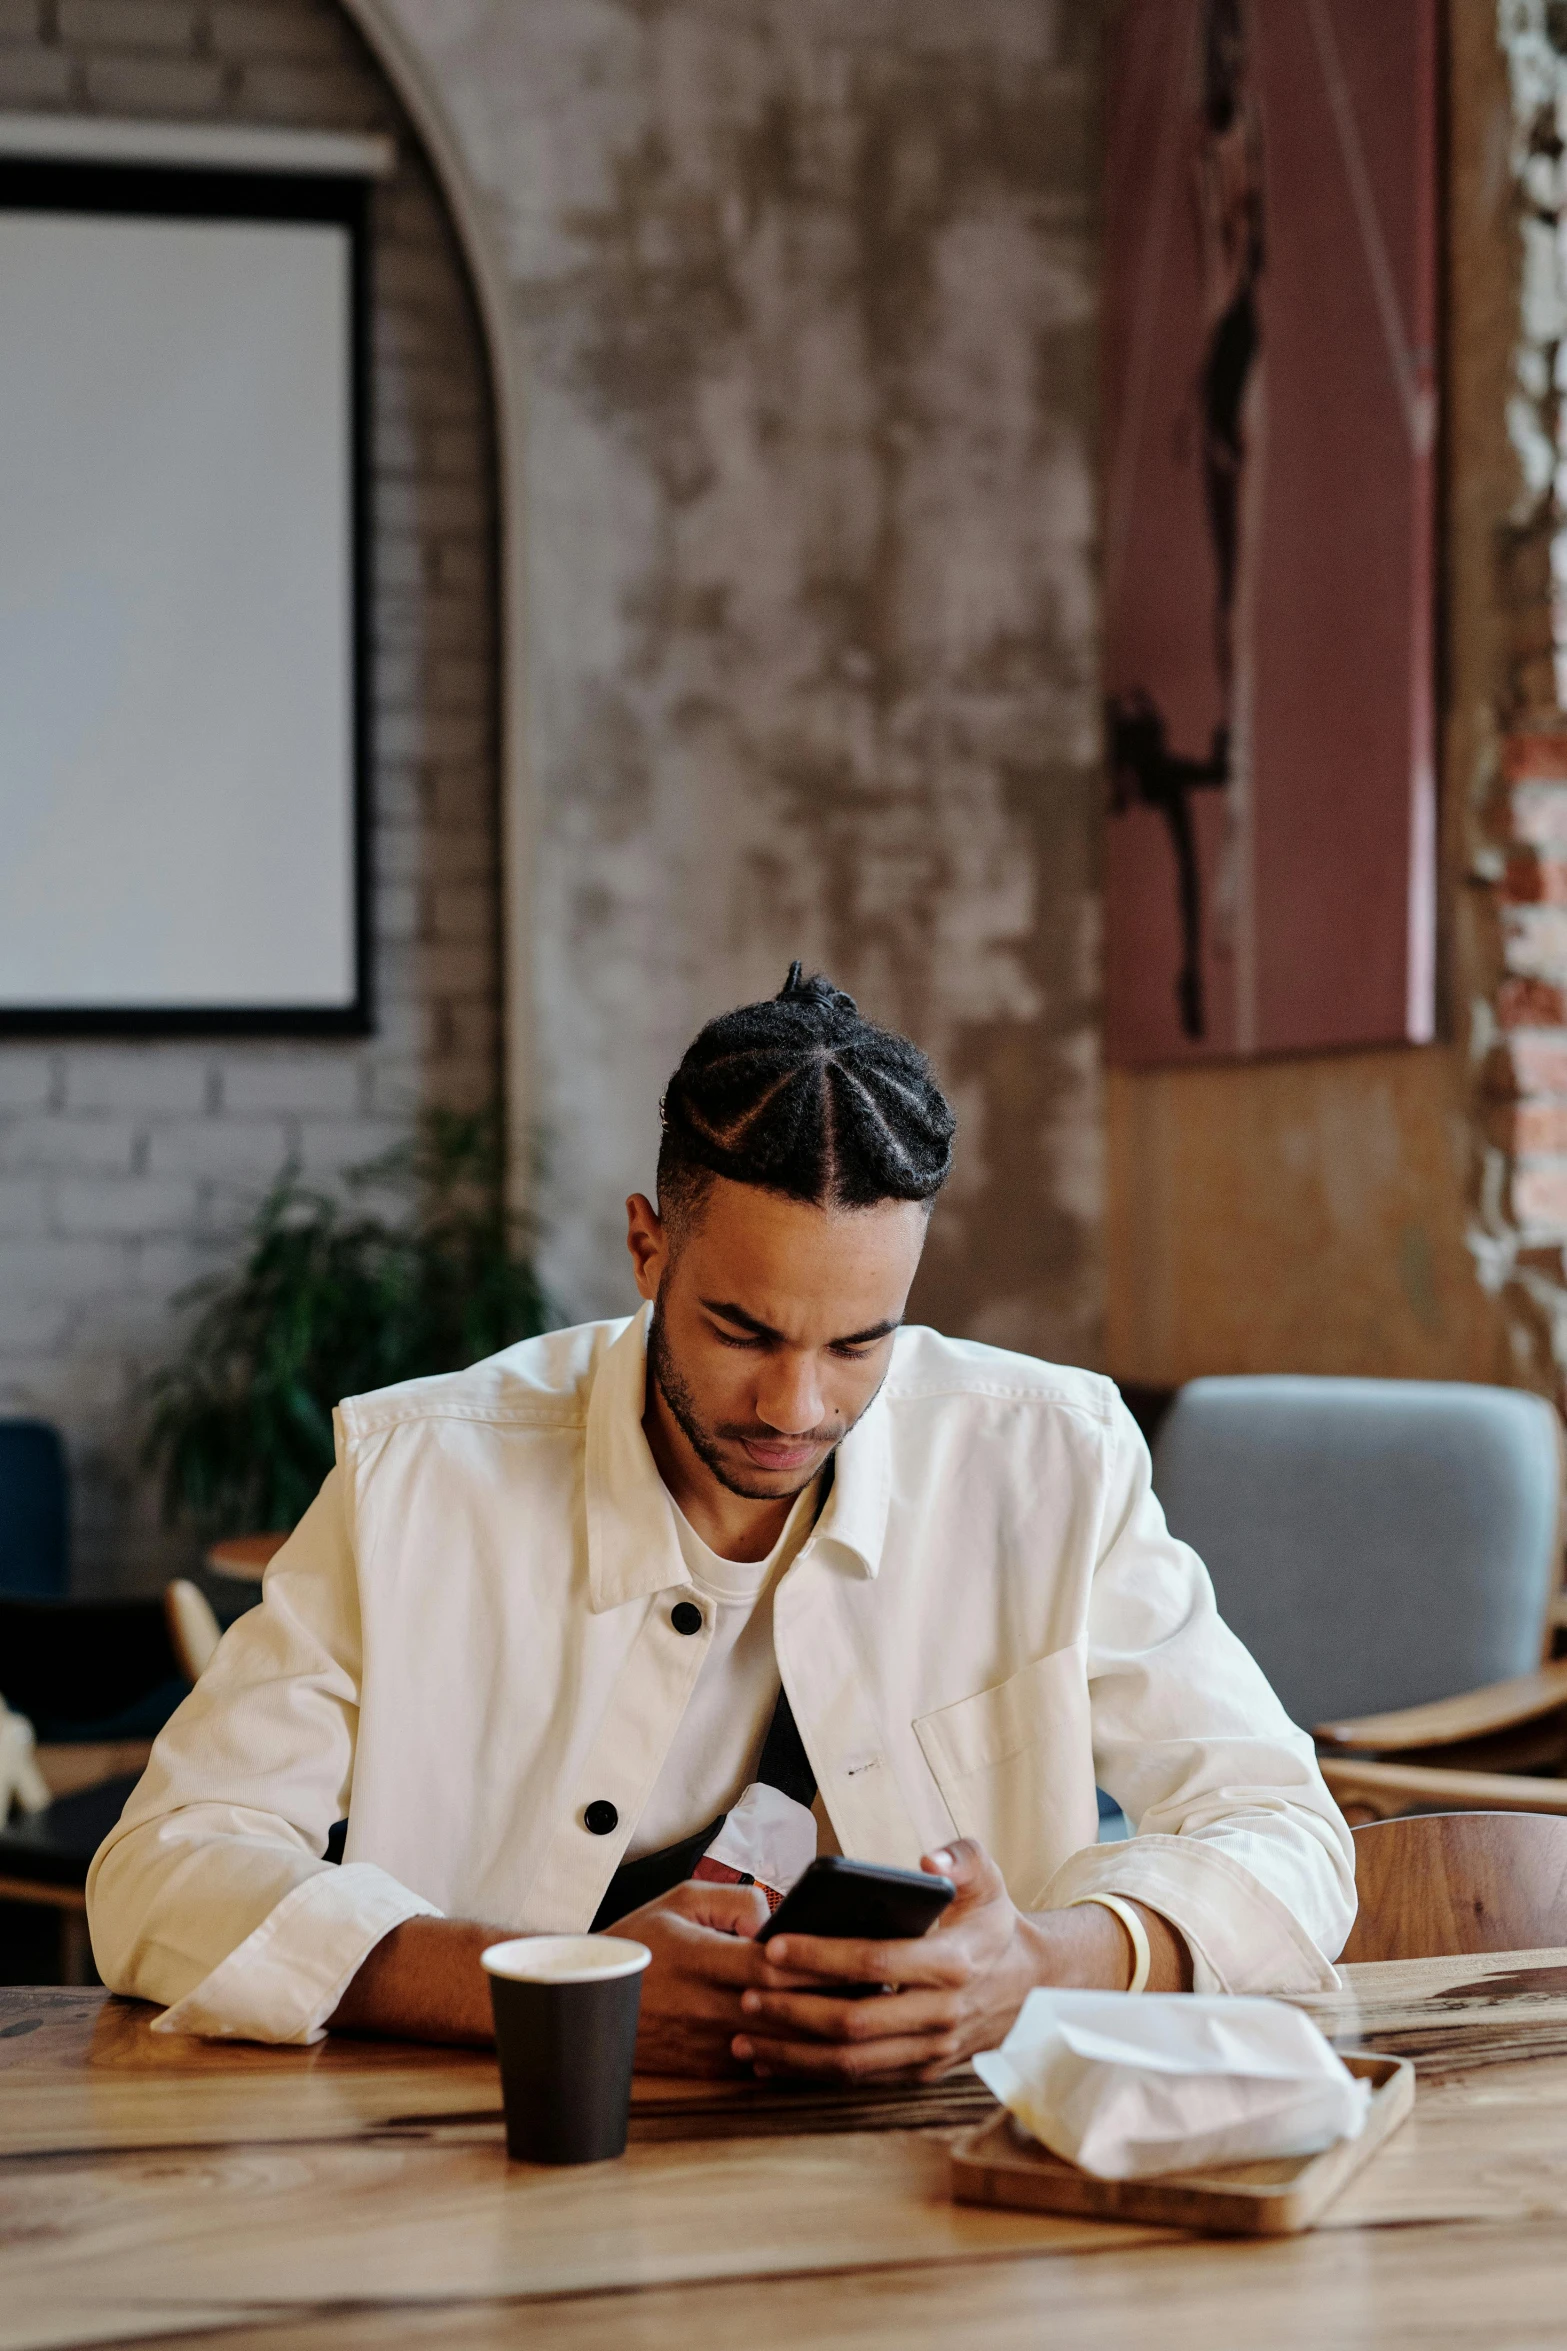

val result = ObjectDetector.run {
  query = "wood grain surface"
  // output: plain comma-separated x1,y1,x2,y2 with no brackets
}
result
6,1955,1567,2351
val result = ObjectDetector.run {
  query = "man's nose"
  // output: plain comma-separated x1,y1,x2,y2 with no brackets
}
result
755,1356,825,1436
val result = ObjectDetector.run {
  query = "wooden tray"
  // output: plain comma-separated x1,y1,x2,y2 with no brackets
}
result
949,2051,1412,2237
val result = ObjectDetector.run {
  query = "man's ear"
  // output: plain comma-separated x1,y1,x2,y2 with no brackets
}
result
625,1192,666,1302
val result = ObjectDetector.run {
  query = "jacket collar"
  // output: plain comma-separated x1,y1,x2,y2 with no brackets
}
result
585,1305,691,1613
584,1303,891,1610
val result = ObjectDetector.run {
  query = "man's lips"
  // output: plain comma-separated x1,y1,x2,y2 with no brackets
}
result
736,1434,831,1473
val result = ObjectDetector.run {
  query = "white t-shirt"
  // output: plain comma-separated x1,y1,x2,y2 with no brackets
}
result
623,1479,820,1861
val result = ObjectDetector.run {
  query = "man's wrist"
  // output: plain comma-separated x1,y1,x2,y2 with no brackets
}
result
1021,1898,1193,1994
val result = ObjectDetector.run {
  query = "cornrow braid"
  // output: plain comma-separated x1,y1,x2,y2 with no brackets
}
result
657,963,956,1218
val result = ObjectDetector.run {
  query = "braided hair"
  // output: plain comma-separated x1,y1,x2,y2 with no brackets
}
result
657,963,956,1222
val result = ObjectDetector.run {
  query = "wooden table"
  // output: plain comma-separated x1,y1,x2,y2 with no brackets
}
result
7,1949,1567,2350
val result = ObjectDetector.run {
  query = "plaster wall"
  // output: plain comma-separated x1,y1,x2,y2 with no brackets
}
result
381,0,1108,1363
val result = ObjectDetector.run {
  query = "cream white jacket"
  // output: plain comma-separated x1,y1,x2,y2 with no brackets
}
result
87,1310,1355,2042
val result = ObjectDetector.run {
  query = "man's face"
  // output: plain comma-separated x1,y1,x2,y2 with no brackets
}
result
627,1177,928,1503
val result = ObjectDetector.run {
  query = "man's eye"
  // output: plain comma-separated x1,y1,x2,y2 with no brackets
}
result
713,1328,764,1349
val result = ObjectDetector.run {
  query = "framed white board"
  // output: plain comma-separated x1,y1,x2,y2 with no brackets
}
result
0,161,370,1033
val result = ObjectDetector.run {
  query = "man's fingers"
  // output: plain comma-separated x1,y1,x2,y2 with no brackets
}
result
664,1881,771,1937
735,2029,963,2081
739,1985,961,2042
761,1929,973,1988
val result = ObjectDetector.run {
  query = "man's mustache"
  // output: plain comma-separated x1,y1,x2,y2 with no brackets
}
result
716,1420,845,1447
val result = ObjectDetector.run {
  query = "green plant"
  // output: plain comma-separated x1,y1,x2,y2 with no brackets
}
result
143,1108,552,1535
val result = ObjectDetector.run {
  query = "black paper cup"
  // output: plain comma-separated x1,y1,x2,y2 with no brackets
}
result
481,1934,652,2165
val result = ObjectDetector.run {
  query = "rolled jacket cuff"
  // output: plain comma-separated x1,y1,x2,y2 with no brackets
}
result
1039,1834,1342,1996
153,1861,442,2045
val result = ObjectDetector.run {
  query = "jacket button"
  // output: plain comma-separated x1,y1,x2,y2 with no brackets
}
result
584,1800,619,1836
671,1600,704,1635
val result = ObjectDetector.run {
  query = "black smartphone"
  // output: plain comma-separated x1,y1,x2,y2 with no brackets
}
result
756,1854,956,1957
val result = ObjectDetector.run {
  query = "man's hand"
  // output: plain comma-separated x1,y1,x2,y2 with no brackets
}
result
611,1877,813,2076
730,1839,1191,2083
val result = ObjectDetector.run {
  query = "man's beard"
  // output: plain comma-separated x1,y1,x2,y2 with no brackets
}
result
648,1312,849,1502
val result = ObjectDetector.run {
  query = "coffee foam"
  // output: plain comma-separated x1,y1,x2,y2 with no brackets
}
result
481,1934,652,1985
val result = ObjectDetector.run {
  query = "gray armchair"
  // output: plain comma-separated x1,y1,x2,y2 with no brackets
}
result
1149,1376,1567,1820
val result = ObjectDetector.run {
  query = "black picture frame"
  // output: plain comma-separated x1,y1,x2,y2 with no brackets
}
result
0,158,373,1038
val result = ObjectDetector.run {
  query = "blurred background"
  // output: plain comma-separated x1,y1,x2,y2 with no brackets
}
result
0,0,1557,1606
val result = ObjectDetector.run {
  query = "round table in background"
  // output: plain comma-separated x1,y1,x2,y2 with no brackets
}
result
204,1533,289,1584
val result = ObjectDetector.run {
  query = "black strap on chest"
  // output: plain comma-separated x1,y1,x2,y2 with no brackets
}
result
590,1681,815,1931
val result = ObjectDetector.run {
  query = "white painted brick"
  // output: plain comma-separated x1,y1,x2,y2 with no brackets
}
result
234,58,386,124
378,710,490,762
447,1000,499,1066
144,1118,293,1181
130,1237,237,1297
374,415,422,474
0,1115,139,1174
377,479,491,535
373,536,429,592
221,1054,364,1115
432,881,491,941
208,1,347,62
375,880,423,941
294,1116,410,1178
82,52,223,110
63,1048,208,1113
432,763,492,825
376,359,481,424
56,1176,199,1237
418,941,494,999
0,1235,136,1301
430,655,489,712
432,425,484,478
372,765,428,824
436,541,488,592
0,45,72,99
59,0,197,49
0,1051,57,1109
0,1294,78,1354
0,1173,48,1233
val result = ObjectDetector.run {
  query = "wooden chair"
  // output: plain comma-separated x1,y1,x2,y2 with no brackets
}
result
1340,1812,1567,1963
1151,1376,1567,1821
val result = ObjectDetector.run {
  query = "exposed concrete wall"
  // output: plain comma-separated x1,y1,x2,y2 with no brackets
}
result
1106,5,1519,1394
0,0,502,1589
381,0,1107,1365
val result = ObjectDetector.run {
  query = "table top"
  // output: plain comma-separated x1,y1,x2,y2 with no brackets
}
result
204,1534,288,1582
5,1947,1567,2351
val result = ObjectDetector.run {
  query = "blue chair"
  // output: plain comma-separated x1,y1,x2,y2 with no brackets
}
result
1150,1376,1567,1819
0,1421,68,1598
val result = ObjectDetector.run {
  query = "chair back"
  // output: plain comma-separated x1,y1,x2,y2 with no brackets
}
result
0,1596,188,1740
1151,1376,1563,1730
1342,1811,1567,1963
0,1420,68,1597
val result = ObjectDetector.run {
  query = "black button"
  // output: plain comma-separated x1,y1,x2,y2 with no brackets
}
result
671,1600,704,1635
584,1800,619,1836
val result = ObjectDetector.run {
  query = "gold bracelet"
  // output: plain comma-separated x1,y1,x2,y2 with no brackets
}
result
1068,1892,1151,1993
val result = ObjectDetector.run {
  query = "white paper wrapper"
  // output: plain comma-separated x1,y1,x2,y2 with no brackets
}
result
702,1782,817,1896
972,1990,1370,2180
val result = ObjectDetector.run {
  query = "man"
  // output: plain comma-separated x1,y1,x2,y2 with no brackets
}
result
89,969,1354,2076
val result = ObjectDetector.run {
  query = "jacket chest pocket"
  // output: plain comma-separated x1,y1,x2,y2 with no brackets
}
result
912,1644,1098,1908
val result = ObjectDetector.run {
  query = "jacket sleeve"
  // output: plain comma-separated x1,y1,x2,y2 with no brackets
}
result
1040,1394,1357,1992
85,1468,438,2044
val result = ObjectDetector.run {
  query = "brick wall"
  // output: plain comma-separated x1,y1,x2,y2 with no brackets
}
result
0,0,502,1590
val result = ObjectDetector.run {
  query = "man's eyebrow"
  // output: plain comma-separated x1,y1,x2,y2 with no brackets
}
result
699,1298,901,1347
